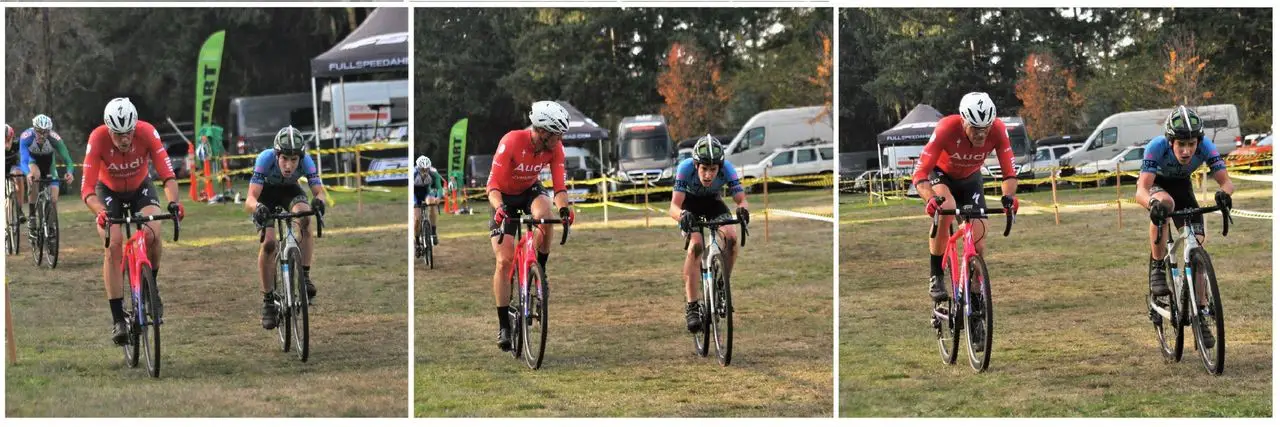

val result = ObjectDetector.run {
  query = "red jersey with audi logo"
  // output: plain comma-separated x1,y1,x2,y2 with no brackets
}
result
911,114,1015,184
486,129,567,195
81,120,176,198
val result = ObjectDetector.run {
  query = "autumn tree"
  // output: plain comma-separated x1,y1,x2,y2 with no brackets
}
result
809,32,833,126
1157,33,1213,106
1014,52,1085,137
657,41,732,141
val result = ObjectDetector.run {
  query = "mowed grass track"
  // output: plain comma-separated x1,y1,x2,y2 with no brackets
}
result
5,187,408,417
416,189,834,416
839,180,1272,416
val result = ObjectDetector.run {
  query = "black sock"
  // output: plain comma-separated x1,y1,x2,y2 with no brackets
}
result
431,225,437,235
27,203,35,218
151,268,159,282
496,306,510,330
537,251,549,272
109,298,125,323
303,265,311,274
930,255,943,277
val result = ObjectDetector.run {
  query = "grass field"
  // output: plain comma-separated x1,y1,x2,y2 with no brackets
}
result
5,185,408,417
839,179,1272,416
415,188,834,417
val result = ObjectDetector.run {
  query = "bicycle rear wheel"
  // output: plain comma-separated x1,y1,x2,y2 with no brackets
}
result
522,263,549,369
287,247,310,362
710,251,733,366
43,199,58,269
965,255,993,372
1189,248,1225,375
140,269,161,378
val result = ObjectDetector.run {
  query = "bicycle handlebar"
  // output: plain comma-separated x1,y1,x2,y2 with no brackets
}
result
929,205,1013,239
1152,203,1231,247
682,216,750,250
103,213,180,248
496,216,571,246
258,210,325,243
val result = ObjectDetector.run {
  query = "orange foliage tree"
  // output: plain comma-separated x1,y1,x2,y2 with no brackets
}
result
657,42,732,141
809,32,833,125
1014,52,1085,137
1157,33,1213,105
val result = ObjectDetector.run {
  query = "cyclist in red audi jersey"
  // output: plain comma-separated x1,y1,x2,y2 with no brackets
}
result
5,124,26,225
81,97,185,346
912,92,1019,304
486,100,575,352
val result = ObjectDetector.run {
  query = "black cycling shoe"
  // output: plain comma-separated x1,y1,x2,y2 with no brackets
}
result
497,328,512,351
261,300,279,330
304,273,317,299
111,321,129,346
928,275,948,303
685,301,703,333
1149,259,1170,297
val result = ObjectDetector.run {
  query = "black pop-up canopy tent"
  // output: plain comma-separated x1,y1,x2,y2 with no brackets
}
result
556,101,611,178
308,7,409,179
556,101,610,144
876,103,944,171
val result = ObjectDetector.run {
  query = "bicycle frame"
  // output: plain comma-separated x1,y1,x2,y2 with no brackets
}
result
1150,205,1229,321
105,210,179,324
499,215,568,302
930,206,1011,320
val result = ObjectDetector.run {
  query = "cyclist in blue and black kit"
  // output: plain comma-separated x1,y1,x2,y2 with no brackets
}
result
668,135,749,333
1136,106,1234,306
413,155,444,247
245,126,328,330
18,114,76,235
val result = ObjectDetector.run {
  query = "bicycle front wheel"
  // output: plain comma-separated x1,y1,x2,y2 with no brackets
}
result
710,251,733,366
935,266,960,365
43,199,58,269
122,269,140,369
1151,260,1184,363
508,272,524,359
5,185,19,256
1189,248,1225,375
140,269,162,378
287,247,310,362
522,263,549,369
423,216,434,269
30,204,43,267
965,255,993,372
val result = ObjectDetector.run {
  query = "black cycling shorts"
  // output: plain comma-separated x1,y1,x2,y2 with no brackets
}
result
489,182,549,237
96,178,162,218
1151,175,1204,235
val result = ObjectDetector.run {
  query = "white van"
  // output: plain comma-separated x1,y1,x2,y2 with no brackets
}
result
1064,104,1239,167
318,79,410,141
724,106,833,167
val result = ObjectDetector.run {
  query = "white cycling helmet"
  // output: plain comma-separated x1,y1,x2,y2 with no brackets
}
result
958,92,997,128
415,155,432,170
103,97,139,133
528,100,570,135
32,114,53,131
